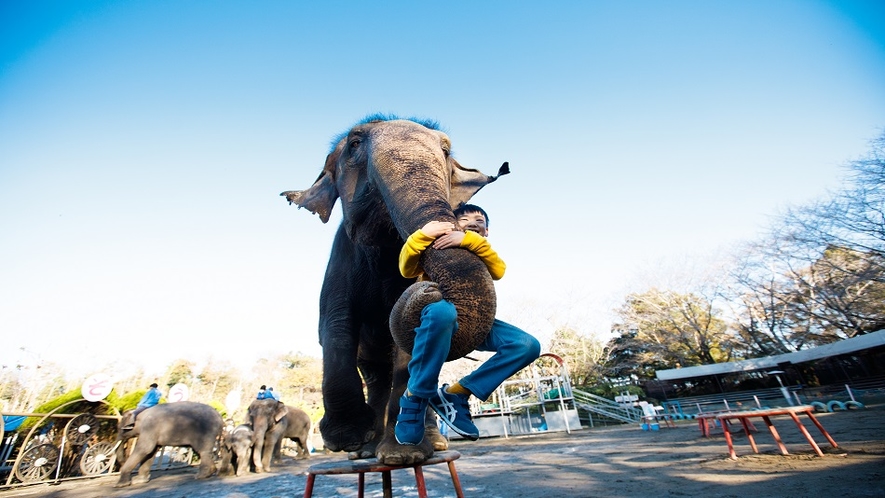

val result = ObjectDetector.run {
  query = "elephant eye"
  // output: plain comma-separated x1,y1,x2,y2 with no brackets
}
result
349,138,361,149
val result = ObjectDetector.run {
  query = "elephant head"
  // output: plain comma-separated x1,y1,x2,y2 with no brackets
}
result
282,117,509,359
246,398,288,473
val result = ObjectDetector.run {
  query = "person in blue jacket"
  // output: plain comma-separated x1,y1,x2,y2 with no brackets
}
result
122,383,162,430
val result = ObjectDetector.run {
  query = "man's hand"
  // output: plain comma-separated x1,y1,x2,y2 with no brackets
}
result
419,220,455,238
433,230,465,249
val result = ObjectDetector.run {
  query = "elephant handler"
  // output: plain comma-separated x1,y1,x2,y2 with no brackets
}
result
395,204,541,445
121,382,162,430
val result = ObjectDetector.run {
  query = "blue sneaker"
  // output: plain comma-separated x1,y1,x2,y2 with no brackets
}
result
429,384,479,441
395,393,428,445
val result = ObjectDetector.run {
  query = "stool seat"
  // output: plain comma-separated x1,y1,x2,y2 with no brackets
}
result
304,450,463,498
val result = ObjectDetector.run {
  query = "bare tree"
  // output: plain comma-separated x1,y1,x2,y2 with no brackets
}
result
752,131,885,340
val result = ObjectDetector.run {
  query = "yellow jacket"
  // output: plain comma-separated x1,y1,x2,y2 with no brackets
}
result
399,229,506,280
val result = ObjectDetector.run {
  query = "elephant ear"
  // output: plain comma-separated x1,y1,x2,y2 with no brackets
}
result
274,402,289,423
280,148,342,223
448,160,510,209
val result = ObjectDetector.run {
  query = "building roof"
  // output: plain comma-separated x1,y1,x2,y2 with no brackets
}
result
655,330,885,381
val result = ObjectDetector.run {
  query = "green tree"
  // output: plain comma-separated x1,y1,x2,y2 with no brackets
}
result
164,359,194,388
608,288,737,380
546,327,607,387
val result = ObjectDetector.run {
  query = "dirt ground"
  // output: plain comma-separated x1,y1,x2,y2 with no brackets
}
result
2,403,883,498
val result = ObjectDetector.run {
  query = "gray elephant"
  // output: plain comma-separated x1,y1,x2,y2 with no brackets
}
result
114,401,223,487
282,116,508,465
220,423,254,476
246,398,289,472
273,408,312,461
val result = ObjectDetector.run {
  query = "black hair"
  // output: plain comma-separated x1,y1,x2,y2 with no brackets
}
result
150,383,158,388
454,203,489,226
259,385,266,390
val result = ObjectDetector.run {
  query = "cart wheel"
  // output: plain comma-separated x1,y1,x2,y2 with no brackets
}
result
65,414,99,445
80,441,116,475
14,443,60,482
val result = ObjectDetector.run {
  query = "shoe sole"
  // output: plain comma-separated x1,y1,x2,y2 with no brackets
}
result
429,392,480,441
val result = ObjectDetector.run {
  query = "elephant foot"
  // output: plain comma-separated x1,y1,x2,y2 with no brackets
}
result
427,430,449,451
320,406,376,452
347,436,381,460
424,407,448,450
112,481,132,488
195,465,216,479
131,475,150,485
375,433,433,466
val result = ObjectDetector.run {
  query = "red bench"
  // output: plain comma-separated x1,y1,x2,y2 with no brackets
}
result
716,405,838,459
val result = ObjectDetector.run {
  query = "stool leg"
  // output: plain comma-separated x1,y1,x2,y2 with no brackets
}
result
358,472,365,498
414,466,428,498
382,470,392,498
303,474,315,498
448,461,465,498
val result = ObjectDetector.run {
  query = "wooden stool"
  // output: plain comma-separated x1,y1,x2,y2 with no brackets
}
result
304,450,464,498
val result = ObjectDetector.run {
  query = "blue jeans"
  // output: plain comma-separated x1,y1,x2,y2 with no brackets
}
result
407,300,541,401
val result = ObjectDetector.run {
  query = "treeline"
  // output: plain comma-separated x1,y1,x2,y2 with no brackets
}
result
551,131,885,389
1,352,323,424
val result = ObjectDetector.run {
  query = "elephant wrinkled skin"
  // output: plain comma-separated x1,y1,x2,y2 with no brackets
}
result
282,116,507,464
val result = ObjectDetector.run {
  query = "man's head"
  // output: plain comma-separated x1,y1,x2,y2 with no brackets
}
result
454,203,489,236
150,383,158,388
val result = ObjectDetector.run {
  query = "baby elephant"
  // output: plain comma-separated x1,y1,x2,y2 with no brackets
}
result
220,424,254,476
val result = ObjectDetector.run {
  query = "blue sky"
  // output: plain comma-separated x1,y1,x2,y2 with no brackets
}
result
1,1,883,380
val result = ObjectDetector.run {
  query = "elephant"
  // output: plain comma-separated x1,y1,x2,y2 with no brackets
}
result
114,401,223,487
220,423,254,476
273,407,312,461
281,116,508,465
246,398,289,472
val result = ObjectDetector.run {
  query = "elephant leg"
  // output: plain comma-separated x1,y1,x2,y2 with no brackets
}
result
219,447,233,475
114,440,155,487
261,431,280,471
348,348,393,459
297,438,311,459
375,349,434,465
425,406,448,451
319,327,377,452
194,440,218,479
236,448,251,476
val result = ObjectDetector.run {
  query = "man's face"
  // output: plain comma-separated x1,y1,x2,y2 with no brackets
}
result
456,211,488,236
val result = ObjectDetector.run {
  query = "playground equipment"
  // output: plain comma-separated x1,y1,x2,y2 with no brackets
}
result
458,353,582,438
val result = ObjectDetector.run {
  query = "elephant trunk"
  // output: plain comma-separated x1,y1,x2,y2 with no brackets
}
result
369,122,496,359
367,123,454,238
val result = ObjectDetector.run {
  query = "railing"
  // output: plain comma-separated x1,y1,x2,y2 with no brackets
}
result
572,389,642,424
658,387,801,416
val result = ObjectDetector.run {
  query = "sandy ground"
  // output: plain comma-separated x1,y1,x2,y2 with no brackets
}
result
2,403,883,498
